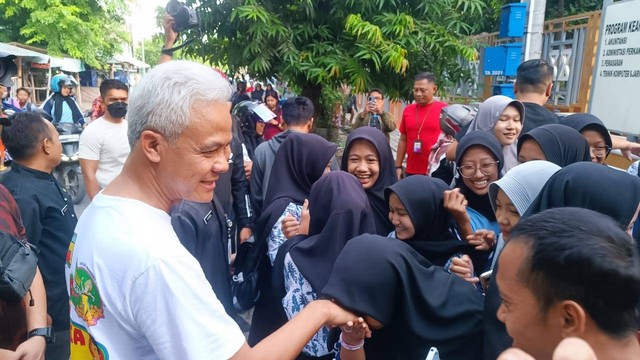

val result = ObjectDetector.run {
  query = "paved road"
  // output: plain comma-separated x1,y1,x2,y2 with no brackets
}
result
74,193,90,218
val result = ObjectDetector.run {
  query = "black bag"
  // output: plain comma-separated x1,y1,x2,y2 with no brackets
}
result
231,237,263,311
0,231,38,303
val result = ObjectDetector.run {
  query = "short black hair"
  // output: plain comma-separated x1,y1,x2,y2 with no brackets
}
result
2,111,52,161
281,96,314,126
16,87,31,95
415,72,436,84
368,88,385,98
511,207,640,337
100,79,128,100
516,59,554,94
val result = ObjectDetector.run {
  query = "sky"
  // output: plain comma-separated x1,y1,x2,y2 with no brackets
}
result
129,0,167,41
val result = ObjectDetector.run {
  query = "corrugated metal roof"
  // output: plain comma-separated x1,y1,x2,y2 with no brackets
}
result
0,42,49,62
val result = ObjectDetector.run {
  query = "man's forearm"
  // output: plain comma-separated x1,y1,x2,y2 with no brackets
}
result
237,300,332,360
83,174,100,200
25,268,47,331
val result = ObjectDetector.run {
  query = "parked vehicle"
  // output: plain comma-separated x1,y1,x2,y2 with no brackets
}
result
53,122,85,204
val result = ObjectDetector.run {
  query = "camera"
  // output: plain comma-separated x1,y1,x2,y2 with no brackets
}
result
368,96,375,103
166,0,199,32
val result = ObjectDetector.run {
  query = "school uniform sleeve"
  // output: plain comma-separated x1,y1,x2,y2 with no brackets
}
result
128,255,245,360
281,253,330,356
267,204,301,265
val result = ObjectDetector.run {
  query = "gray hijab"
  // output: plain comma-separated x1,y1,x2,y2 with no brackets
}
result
467,95,525,173
489,160,561,216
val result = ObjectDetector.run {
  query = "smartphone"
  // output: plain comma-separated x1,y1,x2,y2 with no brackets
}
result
480,270,493,292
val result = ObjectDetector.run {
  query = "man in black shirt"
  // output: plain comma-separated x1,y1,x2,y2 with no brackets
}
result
513,59,559,133
1,111,77,359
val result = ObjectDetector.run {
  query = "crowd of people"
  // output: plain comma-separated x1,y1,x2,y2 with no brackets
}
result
1,14,640,360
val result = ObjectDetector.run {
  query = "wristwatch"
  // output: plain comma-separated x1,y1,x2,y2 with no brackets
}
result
28,327,55,344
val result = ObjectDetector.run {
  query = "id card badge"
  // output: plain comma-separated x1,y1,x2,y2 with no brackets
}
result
413,139,422,153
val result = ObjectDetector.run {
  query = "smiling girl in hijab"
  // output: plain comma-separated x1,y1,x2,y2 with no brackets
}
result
322,234,485,360
563,113,613,164
341,127,397,235
517,124,591,166
446,131,504,243
483,161,640,360
272,171,375,359
385,175,483,271
449,160,561,283
249,132,337,345
464,95,525,172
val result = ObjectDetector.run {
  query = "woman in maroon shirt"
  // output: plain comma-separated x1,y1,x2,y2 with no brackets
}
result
263,91,284,141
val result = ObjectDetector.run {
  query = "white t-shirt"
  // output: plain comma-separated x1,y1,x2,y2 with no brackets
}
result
65,193,245,360
79,117,131,189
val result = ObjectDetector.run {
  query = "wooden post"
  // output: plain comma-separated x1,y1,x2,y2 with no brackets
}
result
482,75,493,100
16,56,23,88
74,72,82,106
577,11,601,113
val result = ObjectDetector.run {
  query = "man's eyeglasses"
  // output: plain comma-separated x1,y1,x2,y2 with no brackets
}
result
457,161,499,178
590,145,611,158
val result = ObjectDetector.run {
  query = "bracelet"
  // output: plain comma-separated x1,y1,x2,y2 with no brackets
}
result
339,332,365,351
396,165,403,169
161,47,174,56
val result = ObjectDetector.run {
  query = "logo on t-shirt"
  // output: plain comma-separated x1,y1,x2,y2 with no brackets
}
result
71,320,110,360
69,264,105,326
66,233,76,267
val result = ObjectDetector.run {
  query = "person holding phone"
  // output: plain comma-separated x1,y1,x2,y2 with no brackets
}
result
353,88,396,142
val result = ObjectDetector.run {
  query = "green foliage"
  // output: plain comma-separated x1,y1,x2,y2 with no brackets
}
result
488,0,602,26
134,35,163,69
317,85,342,129
190,0,486,126
545,0,601,19
0,0,129,69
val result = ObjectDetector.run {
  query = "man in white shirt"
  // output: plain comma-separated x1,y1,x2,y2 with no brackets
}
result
66,60,365,360
79,79,130,200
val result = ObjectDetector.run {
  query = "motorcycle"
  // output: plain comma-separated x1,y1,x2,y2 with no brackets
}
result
53,122,86,204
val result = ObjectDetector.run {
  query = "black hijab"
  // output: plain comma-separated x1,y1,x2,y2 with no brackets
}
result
517,124,591,167
524,161,640,229
341,127,397,236
563,113,613,152
484,162,640,359
322,234,484,360
385,176,478,267
256,132,337,244
455,131,504,221
274,172,375,294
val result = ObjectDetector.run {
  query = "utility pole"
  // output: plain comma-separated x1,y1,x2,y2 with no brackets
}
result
523,0,547,61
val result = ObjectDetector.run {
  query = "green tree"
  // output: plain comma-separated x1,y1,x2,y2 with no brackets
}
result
485,0,602,28
0,0,129,69
190,0,485,123
134,35,163,69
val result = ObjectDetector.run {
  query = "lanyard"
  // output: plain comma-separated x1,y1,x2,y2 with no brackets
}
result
415,102,434,140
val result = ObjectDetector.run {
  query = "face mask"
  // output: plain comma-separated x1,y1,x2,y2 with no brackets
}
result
107,101,127,118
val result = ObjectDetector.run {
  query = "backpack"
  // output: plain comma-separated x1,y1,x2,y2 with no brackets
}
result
231,236,264,311
0,232,38,303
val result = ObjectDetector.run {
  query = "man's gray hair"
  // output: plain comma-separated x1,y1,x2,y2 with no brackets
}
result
127,60,232,147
